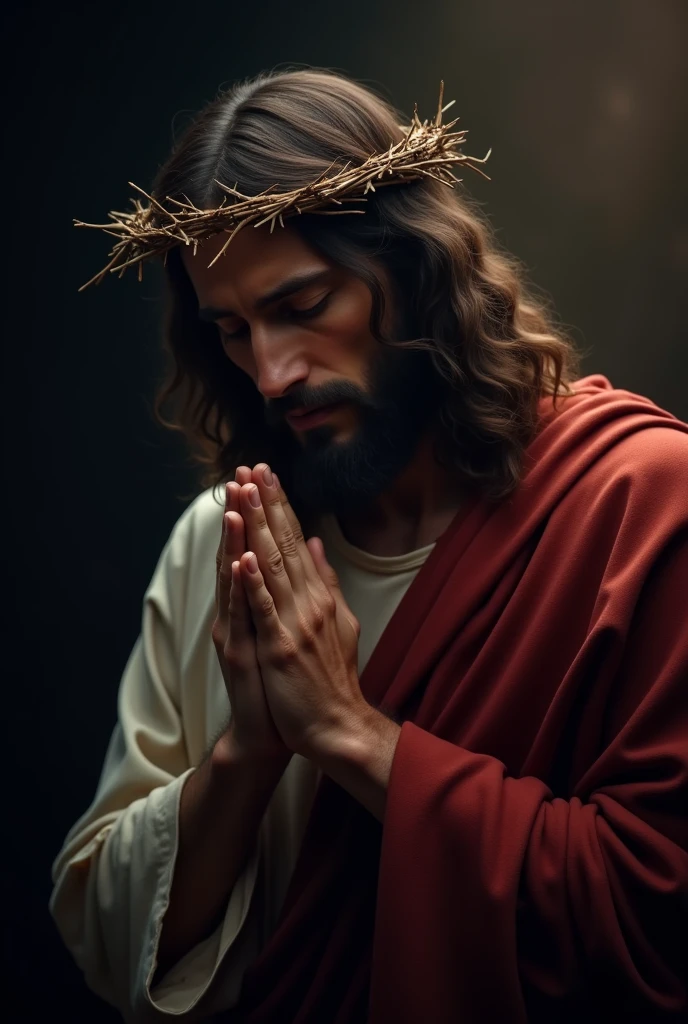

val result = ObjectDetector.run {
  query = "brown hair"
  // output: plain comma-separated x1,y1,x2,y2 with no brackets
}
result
151,66,584,512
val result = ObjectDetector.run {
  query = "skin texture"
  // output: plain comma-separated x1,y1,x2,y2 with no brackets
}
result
180,223,468,818
222,460,401,821
156,454,399,978
182,223,466,554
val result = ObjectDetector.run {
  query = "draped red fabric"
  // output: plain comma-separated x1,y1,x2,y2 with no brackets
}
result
224,375,688,1023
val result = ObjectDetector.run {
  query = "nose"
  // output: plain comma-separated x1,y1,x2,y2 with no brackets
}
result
250,324,311,400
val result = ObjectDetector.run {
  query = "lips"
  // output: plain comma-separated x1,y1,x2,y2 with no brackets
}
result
286,402,343,430
289,402,328,417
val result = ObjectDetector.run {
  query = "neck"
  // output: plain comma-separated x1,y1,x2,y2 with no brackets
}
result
336,431,465,556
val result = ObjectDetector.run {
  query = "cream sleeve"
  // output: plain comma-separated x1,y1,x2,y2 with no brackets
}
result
49,496,262,1022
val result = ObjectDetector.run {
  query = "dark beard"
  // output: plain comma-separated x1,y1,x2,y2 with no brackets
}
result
266,342,446,528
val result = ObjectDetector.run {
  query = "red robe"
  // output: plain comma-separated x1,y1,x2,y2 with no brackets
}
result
226,375,688,1023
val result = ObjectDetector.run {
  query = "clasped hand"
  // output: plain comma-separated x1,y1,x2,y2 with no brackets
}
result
212,462,369,761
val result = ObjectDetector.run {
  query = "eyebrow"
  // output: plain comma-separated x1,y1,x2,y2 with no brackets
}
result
197,268,332,322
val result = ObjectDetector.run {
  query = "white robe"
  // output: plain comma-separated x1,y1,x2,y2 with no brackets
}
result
49,485,435,1021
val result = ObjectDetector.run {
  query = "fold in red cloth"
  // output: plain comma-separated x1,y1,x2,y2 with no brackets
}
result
225,375,688,1023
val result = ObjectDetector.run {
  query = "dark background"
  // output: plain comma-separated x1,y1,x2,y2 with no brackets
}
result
4,0,687,1020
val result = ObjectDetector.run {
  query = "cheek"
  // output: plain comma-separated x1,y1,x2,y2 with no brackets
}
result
327,289,375,355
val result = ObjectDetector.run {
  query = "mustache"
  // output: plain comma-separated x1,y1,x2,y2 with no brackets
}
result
264,381,375,427
262,341,432,428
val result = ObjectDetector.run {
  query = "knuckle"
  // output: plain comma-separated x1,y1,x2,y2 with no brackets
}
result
297,609,319,644
279,530,299,560
265,492,283,513
211,621,226,648
269,631,297,667
259,592,276,617
223,646,246,673
308,602,326,632
327,567,340,590
309,586,335,618
218,568,233,588
265,548,286,577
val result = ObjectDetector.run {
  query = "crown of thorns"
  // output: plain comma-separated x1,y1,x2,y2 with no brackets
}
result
75,81,491,291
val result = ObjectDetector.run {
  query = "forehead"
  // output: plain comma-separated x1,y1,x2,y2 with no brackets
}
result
180,221,331,303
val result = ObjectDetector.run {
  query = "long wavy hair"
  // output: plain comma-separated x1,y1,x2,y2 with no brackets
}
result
151,66,584,522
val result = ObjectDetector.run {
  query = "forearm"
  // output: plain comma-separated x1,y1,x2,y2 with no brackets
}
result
155,731,291,980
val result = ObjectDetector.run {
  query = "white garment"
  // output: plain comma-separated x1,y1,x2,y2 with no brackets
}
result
49,486,435,1022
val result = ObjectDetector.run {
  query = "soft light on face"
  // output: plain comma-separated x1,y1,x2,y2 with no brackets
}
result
181,221,444,517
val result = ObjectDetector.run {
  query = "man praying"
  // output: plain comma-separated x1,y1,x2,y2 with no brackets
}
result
50,67,688,1023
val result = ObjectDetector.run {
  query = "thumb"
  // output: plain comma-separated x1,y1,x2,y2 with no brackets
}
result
227,558,259,667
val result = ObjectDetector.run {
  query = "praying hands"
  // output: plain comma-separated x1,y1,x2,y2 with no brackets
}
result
214,464,374,757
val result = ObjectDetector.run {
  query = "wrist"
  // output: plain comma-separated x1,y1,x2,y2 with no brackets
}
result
306,705,402,822
307,701,384,757
211,728,292,778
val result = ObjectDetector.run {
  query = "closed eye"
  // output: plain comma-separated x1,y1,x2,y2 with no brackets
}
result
220,294,331,341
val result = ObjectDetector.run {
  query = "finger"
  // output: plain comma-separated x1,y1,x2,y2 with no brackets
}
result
215,482,243,601
225,482,246,562
217,512,245,624
227,480,241,515
240,482,297,618
240,550,285,647
223,560,262,698
235,465,253,486
228,558,256,651
250,464,310,598
270,471,327,594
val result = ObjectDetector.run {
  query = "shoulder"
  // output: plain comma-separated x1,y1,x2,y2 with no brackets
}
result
171,484,226,558
593,424,688,496
551,377,688,496
146,484,225,607
560,423,688,560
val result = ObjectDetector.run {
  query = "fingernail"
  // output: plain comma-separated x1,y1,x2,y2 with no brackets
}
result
249,486,261,508
247,552,258,573
263,466,273,487
273,473,280,489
